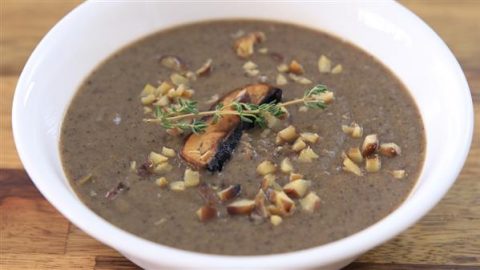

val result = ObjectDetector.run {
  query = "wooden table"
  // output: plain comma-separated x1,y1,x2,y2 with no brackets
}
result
1,1,479,269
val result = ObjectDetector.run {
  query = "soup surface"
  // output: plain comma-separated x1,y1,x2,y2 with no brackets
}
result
61,20,425,255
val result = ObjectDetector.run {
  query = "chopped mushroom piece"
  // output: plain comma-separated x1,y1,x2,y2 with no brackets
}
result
318,55,332,73
257,160,277,175
276,73,288,85
169,181,185,191
261,174,277,191
245,69,260,77
233,31,266,58
170,73,189,86
300,132,320,144
342,122,363,138
196,206,217,222
300,192,321,213
269,190,296,216
331,64,343,74
195,58,213,76
346,147,364,164
270,215,283,226
280,158,294,174
289,172,304,182
217,184,242,202
277,63,289,73
155,177,169,188
161,147,176,158
153,162,173,174
392,170,406,179
289,73,312,84
141,94,156,105
283,179,311,198
298,147,319,162
226,199,256,215
379,143,402,157
277,125,298,143
243,61,258,70
289,60,304,75
365,154,381,173
254,189,270,218
149,152,168,165
292,137,307,152
362,134,379,157
184,168,200,187
258,47,269,54
159,55,186,72
343,156,363,176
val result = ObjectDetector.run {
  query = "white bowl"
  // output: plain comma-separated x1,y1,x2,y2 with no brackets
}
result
12,1,473,269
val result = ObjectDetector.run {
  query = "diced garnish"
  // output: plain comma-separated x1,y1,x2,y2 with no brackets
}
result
365,155,381,173
343,156,363,176
141,94,156,105
331,64,343,74
289,60,304,75
292,137,307,152
170,73,189,86
233,31,266,58
155,177,169,188
280,158,294,173
226,199,256,215
298,147,319,162
289,172,304,182
270,215,283,226
258,47,269,54
379,143,402,157
269,190,296,216
153,162,173,174
362,134,379,157
318,55,331,73
342,122,363,138
217,184,242,202
300,192,321,213
254,190,270,218
243,61,258,70
161,147,176,158
169,181,185,191
257,160,277,175
196,206,217,222
315,91,335,104
277,125,298,143
283,179,311,198
346,147,363,164
276,73,288,85
300,132,320,144
261,174,276,191
392,170,406,179
184,168,200,187
149,152,168,165
277,63,289,73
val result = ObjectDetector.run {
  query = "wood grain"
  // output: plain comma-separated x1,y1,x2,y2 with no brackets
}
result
1,1,479,269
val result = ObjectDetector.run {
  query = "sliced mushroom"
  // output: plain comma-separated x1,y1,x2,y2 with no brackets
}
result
159,55,187,72
254,189,270,218
226,199,256,215
217,184,242,202
181,84,282,171
195,58,213,76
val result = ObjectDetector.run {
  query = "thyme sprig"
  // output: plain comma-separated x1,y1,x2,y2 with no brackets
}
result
145,84,330,134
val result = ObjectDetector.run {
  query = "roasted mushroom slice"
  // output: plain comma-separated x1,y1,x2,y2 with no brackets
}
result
181,84,282,171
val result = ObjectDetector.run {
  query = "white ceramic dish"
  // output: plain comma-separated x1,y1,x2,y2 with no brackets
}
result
12,1,473,269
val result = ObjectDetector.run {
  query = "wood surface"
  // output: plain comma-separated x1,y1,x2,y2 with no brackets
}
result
1,0,479,269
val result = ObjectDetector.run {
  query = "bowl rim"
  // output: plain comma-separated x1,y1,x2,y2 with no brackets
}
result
12,1,473,268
